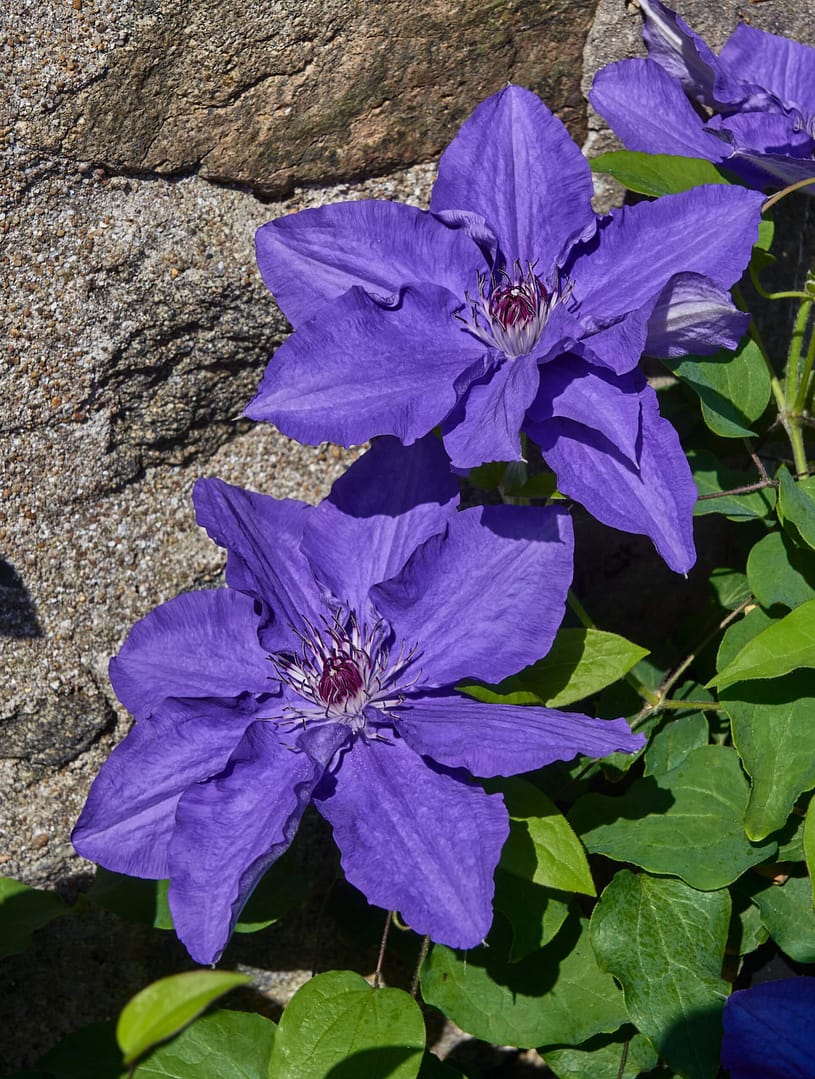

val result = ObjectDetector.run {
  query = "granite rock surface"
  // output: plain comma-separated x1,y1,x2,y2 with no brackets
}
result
3,0,815,1070
2,0,595,1067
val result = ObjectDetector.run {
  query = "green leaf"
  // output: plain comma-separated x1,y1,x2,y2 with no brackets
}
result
543,1031,658,1079
117,971,251,1065
570,745,776,889
416,1053,469,1078
233,850,308,932
778,466,815,549
746,873,815,962
644,711,709,776
709,567,751,611
492,870,571,962
267,970,424,1079
37,1021,125,1078
460,628,648,709
90,851,305,935
35,1011,277,1079
590,871,730,1079
755,218,775,252
467,461,507,491
420,915,627,1051
88,869,174,930
718,608,815,838
664,338,771,439
135,1010,275,1079
747,530,815,609
589,151,729,196
0,877,71,957
504,470,558,499
710,598,815,688
775,808,806,860
690,450,776,520
804,800,815,907
493,777,595,896
728,892,769,957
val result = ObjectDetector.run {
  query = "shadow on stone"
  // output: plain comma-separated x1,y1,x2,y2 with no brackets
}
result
0,557,42,638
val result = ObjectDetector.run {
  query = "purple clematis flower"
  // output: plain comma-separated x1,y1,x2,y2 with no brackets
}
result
247,85,764,574
591,0,815,193
72,437,644,966
722,977,815,1078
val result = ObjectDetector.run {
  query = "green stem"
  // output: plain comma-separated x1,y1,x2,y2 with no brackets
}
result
762,176,815,212
793,310,815,415
629,597,753,731
630,698,723,733
768,290,813,301
782,299,813,476
654,698,724,713
788,423,809,478
616,1039,630,1079
749,265,811,303
567,589,596,630
411,936,431,999
749,259,812,302
785,299,812,407
373,911,393,989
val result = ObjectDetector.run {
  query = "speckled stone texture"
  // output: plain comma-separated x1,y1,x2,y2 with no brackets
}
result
3,0,814,1070
1,0,597,1069
12,0,594,196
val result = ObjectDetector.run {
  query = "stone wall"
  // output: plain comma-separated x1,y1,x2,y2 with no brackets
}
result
2,0,595,890
2,0,813,1069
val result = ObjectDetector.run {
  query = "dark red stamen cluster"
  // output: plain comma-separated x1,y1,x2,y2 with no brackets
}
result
318,653,365,705
489,278,547,331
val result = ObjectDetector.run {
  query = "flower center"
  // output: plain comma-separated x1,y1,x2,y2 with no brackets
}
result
489,278,545,332
318,653,365,705
462,262,565,359
272,610,419,732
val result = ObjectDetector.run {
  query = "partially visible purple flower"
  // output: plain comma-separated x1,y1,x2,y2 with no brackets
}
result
72,437,644,966
591,0,815,193
247,85,764,574
722,977,815,1078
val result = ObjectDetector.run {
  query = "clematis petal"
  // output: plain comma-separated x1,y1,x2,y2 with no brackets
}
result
255,200,484,327
168,721,328,966
430,84,595,266
577,304,655,377
638,0,753,109
314,735,509,949
72,698,263,879
441,352,540,469
245,284,488,448
569,185,764,322
728,148,815,193
719,23,815,116
193,478,322,646
645,272,750,358
109,589,276,720
531,356,642,465
712,111,814,156
431,209,500,264
395,694,645,777
722,977,815,1079
529,380,697,574
372,504,573,687
589,59,729,161
302,436,459,614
